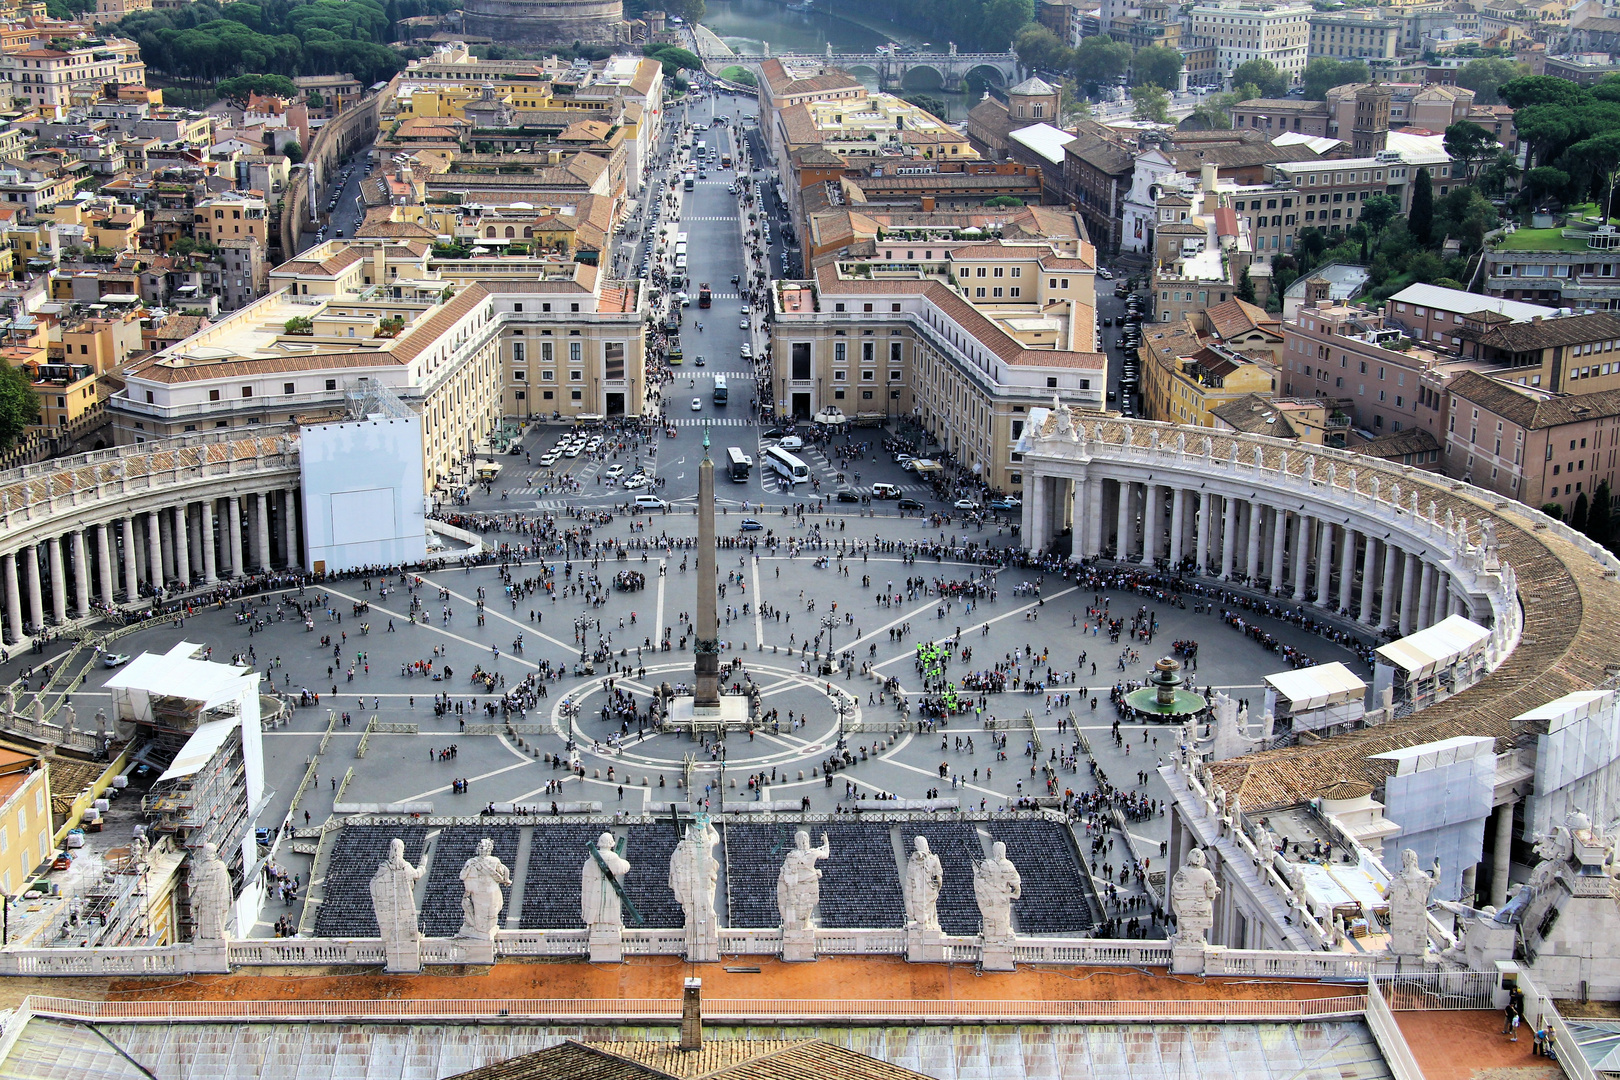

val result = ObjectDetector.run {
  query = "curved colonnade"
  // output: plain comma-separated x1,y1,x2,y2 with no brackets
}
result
0,431,303,645
1017,410,1620,801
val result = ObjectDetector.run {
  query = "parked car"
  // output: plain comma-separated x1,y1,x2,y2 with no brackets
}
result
897,498,925,510
835,491,861,503
739,518,764,531
604,464,625,479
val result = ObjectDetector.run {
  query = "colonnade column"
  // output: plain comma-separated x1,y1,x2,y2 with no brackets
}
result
172,503,190,588
3,554,19,645
46,538,65,625
1333,528,1352,613
1359,537,1379,625
70,530,89,616
1219,496,1237,579
228,497,244,577
121,518,139,599
1169,487,1185,568
1400,551,1421,636
1268,508,1287,593
1418,561,1436,628
1029,478,1048,554
201,501,217,584
23,545,42,632
146,511,163,591
96,524,113,606
1115,480,1132,559
283,490,300,569
1194,493,1210,573
1292,516,1310,601
1244,502,1262,583
1379,542,1400,631
1312,521,1332,606
1144,484,1162,565
256,493,272,571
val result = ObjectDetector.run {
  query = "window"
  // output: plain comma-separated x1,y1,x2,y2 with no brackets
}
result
283,382,295,394
209,389,220,402
241,386,253,398
325,379,336,391
570,370,582,382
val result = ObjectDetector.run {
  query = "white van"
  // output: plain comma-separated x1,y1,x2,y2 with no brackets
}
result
871,482,901,499
634,494,668,511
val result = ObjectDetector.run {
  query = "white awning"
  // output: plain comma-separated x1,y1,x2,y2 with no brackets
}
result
1264,662,1366,710
156,716,241,783
1374,614,1491,679
106,648,256,704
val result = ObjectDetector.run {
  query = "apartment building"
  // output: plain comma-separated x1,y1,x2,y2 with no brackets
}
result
770,239,1104,494
0,36,144,111
1190,0,1313,84
1482,240,1620,309
1272,138,1453,226
1457,309,1620,395
1283,298,1449,439
1443,368,1620,516
192,192,268,247
1385,283,1554,352
1141,321,1278,427
1308,11,1401,58
0,749,52,897
111,239,645,489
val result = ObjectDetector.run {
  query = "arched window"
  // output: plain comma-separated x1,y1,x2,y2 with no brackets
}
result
505,226,516,238
523,227,533,239
485,226,496,238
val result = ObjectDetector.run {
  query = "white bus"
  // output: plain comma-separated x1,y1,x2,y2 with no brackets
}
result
725,444,751,480
763,445,809,484
675,242,688,259
677,232,689,246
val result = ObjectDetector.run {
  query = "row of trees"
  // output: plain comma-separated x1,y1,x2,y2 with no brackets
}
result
1014,25,1182,94
1501,74,1620,220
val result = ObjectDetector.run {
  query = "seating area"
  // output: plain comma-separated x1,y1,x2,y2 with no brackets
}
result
419,827,521,937
519,824,601,929
722,822,801,928
314,825,427,938
621,825,689,929
988,821,1094,935
816,823,904,929
899,822,984,935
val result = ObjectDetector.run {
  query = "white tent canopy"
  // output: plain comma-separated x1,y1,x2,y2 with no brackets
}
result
156,716,242,784
1374,614,1491,679
1264,662,1366,711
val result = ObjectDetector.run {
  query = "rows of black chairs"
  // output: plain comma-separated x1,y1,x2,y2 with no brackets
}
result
519,824,601,929
988,821,1094,934
420,827,521,937
314,826,427,938
620,826,688,929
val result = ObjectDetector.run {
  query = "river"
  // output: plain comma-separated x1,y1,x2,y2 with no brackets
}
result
700,0,986,120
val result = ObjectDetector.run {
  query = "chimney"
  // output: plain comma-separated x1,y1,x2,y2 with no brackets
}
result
680,977,702,1050
921,196,935,212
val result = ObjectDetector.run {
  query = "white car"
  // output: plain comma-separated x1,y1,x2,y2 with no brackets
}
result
740,303,751,314
740,318,749,330
691,397,703,410
565,443,583,458
677,292,690,306
953,499,981,512
778,435,803,451
604,464,625,479
540,452,560,466
624,474,653,490
634,494,668,511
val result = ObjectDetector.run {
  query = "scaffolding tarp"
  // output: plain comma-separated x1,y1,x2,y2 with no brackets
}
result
1265,663,1367,711
155,717,241,784
1374,615,1491,679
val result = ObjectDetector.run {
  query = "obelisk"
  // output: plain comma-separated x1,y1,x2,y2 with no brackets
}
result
693,428,720,709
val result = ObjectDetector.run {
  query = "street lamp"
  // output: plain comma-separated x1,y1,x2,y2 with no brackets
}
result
820,612,838,669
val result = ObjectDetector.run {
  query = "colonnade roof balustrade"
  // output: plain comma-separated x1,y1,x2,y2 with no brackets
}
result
1019,410,1620,811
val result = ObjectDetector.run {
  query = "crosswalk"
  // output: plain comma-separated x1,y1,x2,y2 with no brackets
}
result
669,417,753,426
682,215,739,222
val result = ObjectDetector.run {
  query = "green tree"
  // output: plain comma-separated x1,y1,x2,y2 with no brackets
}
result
1573,491,1591,533
1588,480,1613,547
1014,24,1069,74
1360,192,1398,249
1235,264,1256,304
1444,120,1496,179
984,195,1025,207
1232,58,1287,99
216,73,298,102
1131,83,1170,124
1181,99,1233,130
0,363,37,449
1132,46,1184,91
282,140,303,164
1409,167,1434,245
1523,165,1571,205
980,0,1034,49
1456,56,1528,106
1070,35,1131,90
1301,58,1369,100
1542,502,1566,521
904,93,950,118
1479,150,1522,197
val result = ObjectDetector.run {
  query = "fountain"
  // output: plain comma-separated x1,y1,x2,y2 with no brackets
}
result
1124,657,1208,723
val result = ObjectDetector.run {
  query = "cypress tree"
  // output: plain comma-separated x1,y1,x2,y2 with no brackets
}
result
1410,168,1434,246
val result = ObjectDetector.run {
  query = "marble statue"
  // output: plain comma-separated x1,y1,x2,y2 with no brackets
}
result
95,708,108,734
189,841,232,942
582,831,631,928
903,836,944,934
0,686,13,719
456,837,511,940
370,838,424,945
1053,393,1071,433
62,703,75,733
973,841,1022,939
776,830,830,931
670,821,719,930
1170,847,1219,945
29,698,41,724
1388,848,1436,958
128,834,149,870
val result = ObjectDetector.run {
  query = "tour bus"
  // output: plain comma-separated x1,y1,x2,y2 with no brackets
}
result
721,153,732,169
763,444,810,484
675,242,688,260
712,374,728,404
684,171,695,190
677,232,689,246
676,255,688,271
726,445,751,481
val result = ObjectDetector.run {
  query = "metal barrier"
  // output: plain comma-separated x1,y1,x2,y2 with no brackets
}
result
1365,977,1424,1080
1374,971,1499,1011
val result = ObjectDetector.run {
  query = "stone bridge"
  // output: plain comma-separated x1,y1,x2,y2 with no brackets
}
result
771,47,1020,92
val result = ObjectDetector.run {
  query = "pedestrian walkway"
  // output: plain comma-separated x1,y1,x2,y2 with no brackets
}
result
682,216,739,222
670,417,753,426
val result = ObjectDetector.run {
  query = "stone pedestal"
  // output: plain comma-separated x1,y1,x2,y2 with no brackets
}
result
980,935,1015,972
455,935,496,965
685,921,720,963
781,927,817,962
382,938,422,973
589,924,624,963
1171,939,1206,974
190,939,231,974
906,926,946,963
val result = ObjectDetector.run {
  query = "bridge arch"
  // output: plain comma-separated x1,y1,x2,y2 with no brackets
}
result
898,63,946,92
964,63,1008,87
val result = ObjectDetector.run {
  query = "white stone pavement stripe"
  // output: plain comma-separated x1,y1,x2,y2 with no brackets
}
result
867,583,1081,668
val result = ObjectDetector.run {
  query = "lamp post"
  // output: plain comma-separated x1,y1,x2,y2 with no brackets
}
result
820,612,838,670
